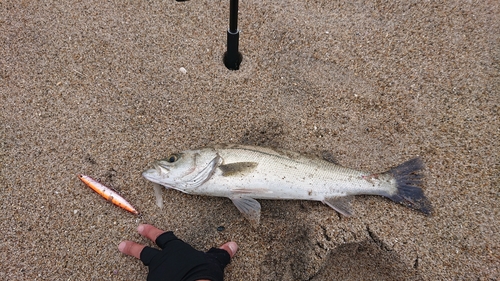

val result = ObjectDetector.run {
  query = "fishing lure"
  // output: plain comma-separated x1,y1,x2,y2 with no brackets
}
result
78,174,139,215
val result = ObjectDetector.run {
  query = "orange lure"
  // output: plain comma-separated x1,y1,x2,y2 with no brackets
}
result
78,174,139,215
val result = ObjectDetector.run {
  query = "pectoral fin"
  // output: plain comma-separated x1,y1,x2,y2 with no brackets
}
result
219,162,258,177
322,196,353,216
230,196,261,225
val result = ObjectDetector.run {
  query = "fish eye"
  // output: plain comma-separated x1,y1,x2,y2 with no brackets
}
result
166,154,179,163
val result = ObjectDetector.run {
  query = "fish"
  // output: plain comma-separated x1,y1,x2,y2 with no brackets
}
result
142,144,432,224
78,174,139,215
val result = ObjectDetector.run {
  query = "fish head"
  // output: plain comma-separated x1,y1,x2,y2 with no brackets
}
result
142,148,219,192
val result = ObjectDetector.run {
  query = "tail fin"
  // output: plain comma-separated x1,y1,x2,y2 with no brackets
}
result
386,158,433,215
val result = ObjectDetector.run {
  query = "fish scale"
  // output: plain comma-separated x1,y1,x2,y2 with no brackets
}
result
214,147,370,198
142,144,432,225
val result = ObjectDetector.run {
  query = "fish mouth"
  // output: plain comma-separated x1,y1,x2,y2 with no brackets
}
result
142,168,156,180
153,162,167,173
142,165,162,179
142,166,177,190
143,161,170,175
142,160,172,183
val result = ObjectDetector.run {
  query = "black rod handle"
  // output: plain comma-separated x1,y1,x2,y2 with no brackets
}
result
224,30,242,70
224,0,242,70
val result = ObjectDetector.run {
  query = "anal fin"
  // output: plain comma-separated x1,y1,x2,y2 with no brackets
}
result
230,196,261,226
322,196,353,216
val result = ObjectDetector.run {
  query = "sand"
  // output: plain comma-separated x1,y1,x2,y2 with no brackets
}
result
1,0,498,280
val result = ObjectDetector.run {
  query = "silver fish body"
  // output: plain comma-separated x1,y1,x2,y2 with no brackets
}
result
142,144,432,224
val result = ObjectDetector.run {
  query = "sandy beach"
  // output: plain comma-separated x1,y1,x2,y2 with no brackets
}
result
1,0,498,280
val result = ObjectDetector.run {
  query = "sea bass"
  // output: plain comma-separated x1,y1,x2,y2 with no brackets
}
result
142,145,432,224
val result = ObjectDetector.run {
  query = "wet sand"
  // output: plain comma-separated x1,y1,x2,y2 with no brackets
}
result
1,1,498,280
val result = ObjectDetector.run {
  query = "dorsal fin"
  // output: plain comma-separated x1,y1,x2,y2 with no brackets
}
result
321,151,339,164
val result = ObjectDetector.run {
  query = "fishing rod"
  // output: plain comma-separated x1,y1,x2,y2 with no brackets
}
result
177,0,242,70
224,0,242,70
